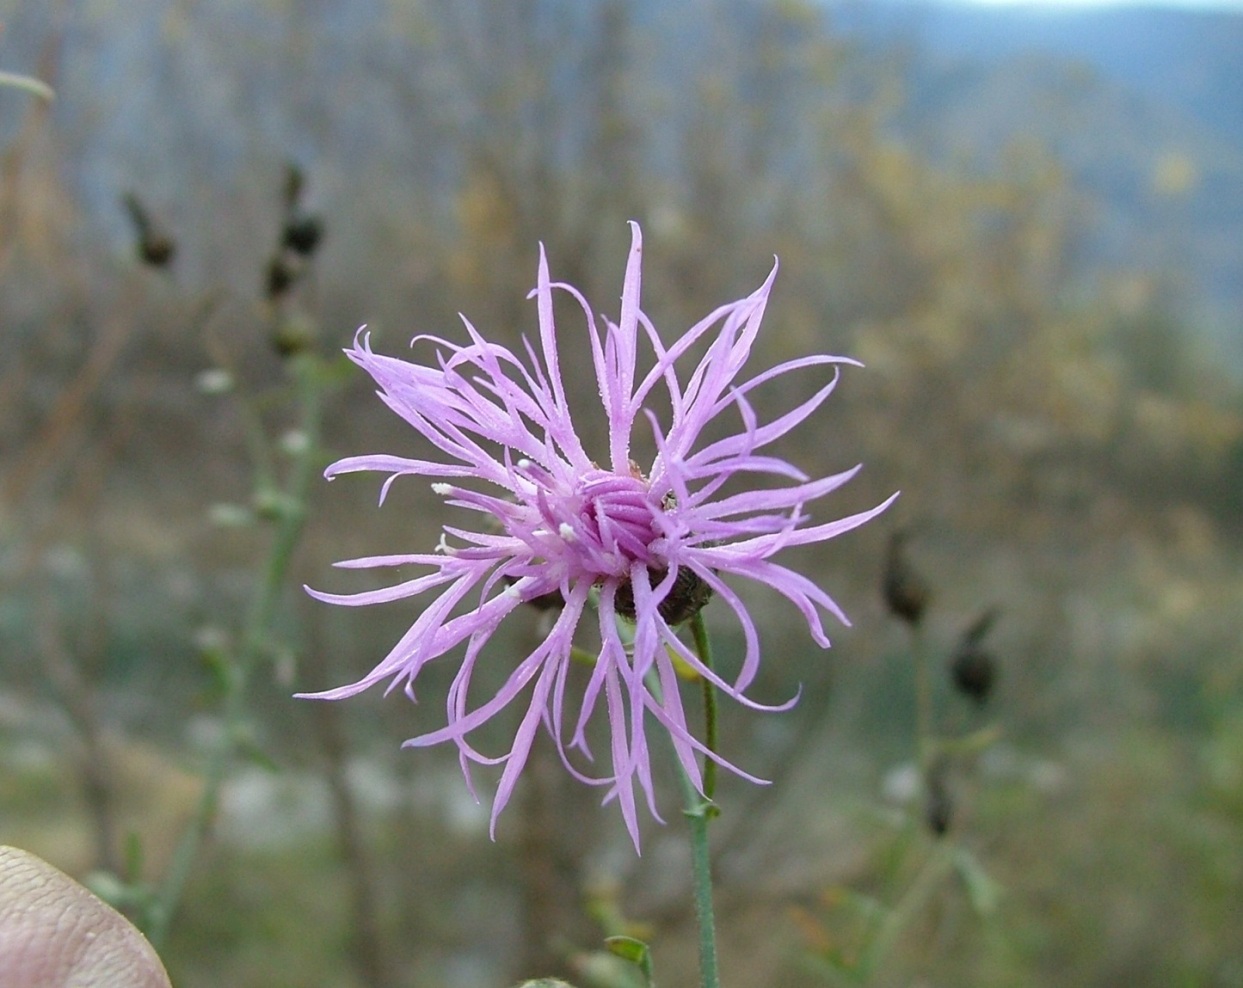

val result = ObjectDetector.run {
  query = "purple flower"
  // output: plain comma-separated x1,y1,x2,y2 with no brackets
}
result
299,223,895,849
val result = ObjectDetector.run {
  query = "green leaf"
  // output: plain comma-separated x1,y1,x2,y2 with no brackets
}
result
237,734,281,772
953,846,1002,916
123,832,146,884
603,934,655,985
604,935,649,965
936,724,1003,758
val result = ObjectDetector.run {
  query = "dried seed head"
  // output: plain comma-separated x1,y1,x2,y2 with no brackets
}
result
924,759,953,837
266,254,298,299
883,529,929,626
951,645,996,704
137,234,176,268
121,192,176,269
950,607,1001,704
282,214,324,257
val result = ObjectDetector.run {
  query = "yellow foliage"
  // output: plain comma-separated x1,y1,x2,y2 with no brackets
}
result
1132,391,1243,465
1152,151,1198,197
448,163,519,292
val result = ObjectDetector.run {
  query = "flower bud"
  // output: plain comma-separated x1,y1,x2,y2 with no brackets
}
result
614,565,713,626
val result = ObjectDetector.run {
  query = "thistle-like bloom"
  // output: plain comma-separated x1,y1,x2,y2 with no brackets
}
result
299,223,894,849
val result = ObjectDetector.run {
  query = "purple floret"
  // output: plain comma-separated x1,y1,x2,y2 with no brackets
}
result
298,223,895,850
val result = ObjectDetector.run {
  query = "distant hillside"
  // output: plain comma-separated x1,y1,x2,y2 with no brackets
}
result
829,1,1243,357
831,2,1243,142
2,0,1237,362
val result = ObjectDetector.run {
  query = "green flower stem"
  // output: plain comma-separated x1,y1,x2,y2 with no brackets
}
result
146,355,325,950
677,773,721,988
910,623,933,780
689,612,719,801
648,612,723,988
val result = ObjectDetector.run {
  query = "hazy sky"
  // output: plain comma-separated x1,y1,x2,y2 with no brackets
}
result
956,0,1243,7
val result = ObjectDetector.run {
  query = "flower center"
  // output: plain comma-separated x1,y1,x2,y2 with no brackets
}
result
571,470,660,571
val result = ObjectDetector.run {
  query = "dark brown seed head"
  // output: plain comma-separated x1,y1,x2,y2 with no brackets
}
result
138,235,176,269
883,529,930,626
282,214,324,257
951,645,996,704
950,607,1000,704
925,759,953,837
265,254,298,299
122,192,176,269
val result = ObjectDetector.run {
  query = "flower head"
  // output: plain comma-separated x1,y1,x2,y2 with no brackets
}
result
299,223,894,849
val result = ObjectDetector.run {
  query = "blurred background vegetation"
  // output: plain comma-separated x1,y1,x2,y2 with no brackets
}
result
1,0,1241,985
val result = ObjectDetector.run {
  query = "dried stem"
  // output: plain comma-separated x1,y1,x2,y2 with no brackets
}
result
307,648,395,988
146,353,325,950
34,594,120,876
